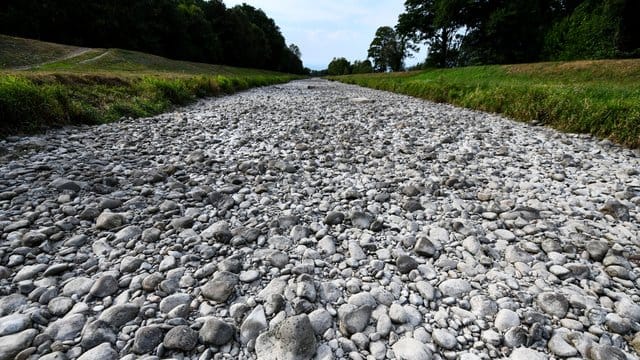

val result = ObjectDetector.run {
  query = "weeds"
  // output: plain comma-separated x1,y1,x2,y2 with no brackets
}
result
0,73,298,137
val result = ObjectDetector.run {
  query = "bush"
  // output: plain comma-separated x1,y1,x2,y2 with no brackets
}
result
544,0,619,61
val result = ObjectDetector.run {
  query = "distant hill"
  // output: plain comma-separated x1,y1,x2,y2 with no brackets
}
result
0,34,87,69
0,34,283,76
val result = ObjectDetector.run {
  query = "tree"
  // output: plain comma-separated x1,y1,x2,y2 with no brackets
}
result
327,57,351,75
288,44,301,58
544,0,640,60
352,60,373,74
459,0,559,65
397,0,467,67
367,26,406,72
0,0,306,73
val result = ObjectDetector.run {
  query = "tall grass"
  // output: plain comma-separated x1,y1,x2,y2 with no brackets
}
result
0,73,297,137
329,60,640,148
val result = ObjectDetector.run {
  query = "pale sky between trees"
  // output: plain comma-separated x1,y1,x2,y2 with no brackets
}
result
224,0,426,70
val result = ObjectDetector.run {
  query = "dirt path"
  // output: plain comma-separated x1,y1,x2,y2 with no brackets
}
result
12,47,94,70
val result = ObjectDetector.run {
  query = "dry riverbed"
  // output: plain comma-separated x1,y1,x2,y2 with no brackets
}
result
1,79,639,360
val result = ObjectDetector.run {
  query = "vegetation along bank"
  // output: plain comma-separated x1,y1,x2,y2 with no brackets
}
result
0,35,301,137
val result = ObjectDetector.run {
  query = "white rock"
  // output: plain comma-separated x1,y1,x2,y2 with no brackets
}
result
509,347,548,360
494,309,520,332
392,337,432,360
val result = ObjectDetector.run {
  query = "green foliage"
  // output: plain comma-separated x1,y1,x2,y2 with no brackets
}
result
327,59,640,147
351,60,373,74
0,0,305,74
543,0,620,61
395,0,640,67
327,58,352,76
0,47,301,137
397,0,466,67
367,27,406,72
0,76,61,133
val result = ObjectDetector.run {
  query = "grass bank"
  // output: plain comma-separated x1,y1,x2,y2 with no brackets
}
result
328,60,640,148
0,35,301,137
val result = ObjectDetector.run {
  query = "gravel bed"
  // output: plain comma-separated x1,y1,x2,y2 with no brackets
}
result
1,79,640,360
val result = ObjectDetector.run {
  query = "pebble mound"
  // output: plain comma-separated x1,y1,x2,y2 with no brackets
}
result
1,79,640,359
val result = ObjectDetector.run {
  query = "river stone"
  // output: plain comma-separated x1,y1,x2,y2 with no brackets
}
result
255,314,317,360
350,211,373,229
45,313,86,341
132,325,164,354
21,231,47,247
548,332,577,357
0,313,30,336
504,245,533,263
240,305,268,345
98,304,139,328
470,295,498,317
0,329,37,360
509,347,547,360
504,327,528,348
77,343,118,360
114,225,142,242
141,227,161,242
392,337,432,360
120,256,143,273
50,178,81,192
439,279,471,297
62,277,93,297
536,292,569,318
38,352,67,360
201,221,232,242
588,344,628,360
586,241,609,262
396,255,419,274
3,78,640,360
0,294,27,316
163,325,198,351
324,211,345,225
615,297,640,322
414,237,437,257
201,279,235,302
89,275,119,298
495,309,520,332
200,317,235,346
13,264,47,282
432,328,457,350
48,296,74,316
339,305,372,336
159,293,192,314
600,199,629,220
95,211,125,230
308,309,333,335
80,320,116,349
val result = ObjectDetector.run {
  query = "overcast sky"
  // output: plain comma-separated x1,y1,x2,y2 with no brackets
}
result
224,0,426,70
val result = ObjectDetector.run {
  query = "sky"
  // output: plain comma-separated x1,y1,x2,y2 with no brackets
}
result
224,0,426,70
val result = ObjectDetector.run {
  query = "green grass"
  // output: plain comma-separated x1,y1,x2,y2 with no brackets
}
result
328,59,640,148
0,34,85,68
0,35,302,137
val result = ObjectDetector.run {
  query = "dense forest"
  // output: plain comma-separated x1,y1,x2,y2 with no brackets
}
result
0,0,306,74
330,0,640,74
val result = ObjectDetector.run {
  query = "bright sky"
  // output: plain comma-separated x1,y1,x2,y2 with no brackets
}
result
224,0,426,70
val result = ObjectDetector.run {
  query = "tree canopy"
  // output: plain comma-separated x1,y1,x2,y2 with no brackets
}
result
367,26,407,72
327,57,352,75
392,0,640,68
0,0,306,74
